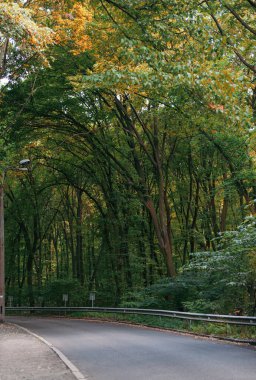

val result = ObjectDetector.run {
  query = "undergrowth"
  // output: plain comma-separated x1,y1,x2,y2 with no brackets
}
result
67,312,256,341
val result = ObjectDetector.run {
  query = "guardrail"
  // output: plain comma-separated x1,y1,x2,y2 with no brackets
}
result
6,306,256,327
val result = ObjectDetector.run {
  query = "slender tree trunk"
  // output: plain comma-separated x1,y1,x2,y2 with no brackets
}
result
0,38,8,77
53,232,60,279
76,189,84,284
103,221,121,305
190,179,200,254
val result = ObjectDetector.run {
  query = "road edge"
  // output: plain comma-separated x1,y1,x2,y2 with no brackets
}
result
60,316,256,347
9,322,89,380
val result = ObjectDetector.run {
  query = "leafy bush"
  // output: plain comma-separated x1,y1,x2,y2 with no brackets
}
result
42,279,86,306
121,275,197,310
182,216,256,315
121,216,256,315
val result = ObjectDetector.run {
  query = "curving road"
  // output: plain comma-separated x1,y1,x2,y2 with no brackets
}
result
8,316,256,380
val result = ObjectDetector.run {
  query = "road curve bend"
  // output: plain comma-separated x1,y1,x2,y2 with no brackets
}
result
8,316,256,380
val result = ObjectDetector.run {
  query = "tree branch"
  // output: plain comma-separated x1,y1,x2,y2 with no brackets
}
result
225,3,256,36
246,0,256,9
102,0,138,21
207,3,256,73
233,47,256,73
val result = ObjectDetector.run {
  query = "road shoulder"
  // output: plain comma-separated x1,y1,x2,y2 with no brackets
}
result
0,323,83,380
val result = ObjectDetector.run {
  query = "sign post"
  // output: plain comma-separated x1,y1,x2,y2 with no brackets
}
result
89,292,95,308
62,294,68,308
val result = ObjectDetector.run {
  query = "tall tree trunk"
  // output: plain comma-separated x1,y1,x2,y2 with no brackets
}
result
27,250,34,307
76,189,84,284
145,198,176,277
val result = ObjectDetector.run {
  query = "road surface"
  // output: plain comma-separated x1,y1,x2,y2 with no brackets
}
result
8,316,256,380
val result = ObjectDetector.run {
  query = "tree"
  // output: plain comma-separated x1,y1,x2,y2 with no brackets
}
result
1,0,255,309
0,1,53,80
183,215,256,314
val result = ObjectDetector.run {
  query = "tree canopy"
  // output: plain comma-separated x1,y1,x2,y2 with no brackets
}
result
1,0,255,314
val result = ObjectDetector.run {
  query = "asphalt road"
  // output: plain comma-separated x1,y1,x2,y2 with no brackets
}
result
8,316,256,380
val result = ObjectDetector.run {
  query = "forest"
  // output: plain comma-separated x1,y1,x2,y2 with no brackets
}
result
0,0,256,315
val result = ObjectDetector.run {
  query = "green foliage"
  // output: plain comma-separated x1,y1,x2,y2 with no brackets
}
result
1,0,256,317
182,216,256,314
42,279,86,306
120,276,195,311
120,215,256,315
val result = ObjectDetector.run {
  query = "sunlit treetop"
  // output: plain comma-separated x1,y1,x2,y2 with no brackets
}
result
0,1,53,56
53,2,92,54
0,0,254,131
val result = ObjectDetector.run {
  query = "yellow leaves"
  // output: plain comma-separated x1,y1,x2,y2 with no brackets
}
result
208,103,224,112
0,1,54,56
53,3,92,54
0,1,93,61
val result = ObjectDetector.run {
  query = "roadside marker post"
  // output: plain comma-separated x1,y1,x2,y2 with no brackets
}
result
89,292,96,308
